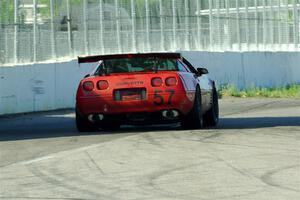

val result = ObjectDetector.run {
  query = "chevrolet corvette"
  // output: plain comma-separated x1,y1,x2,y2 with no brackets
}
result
76,53,219,132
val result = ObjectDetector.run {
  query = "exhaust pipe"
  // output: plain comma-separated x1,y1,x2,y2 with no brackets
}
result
88,114,104,122
162,110,179,119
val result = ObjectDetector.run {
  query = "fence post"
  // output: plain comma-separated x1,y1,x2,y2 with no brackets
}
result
5,29,9,64
225,0,232,50
33,0,37,62
245,0,250,51
83,0,89,55
66,0,73,56
99,0,104,54
293,0,299,50
14,0,18,63
216,0,221,51
4,1,9,63
115,0,121,53
208,0,213,50
285,1,289,47
255,0,259,50
159,0,165,51
50,0,56,59
262,0,267,50
270,0,275,49
172,0,177,50
0,1,2,63
184,0,190,50
278,0,282,50
145,0,150,52
130,0,137,52
196,0,202,50
235,0,241,51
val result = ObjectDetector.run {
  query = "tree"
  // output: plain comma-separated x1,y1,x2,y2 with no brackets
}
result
0,0,15,25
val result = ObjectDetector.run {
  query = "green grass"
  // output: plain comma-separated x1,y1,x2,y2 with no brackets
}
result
218,84,300,98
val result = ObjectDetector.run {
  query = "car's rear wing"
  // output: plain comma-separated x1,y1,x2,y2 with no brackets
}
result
78,53,182,64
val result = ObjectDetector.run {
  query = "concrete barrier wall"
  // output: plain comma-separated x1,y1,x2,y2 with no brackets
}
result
181,51,300,89
0,60,95,115
1,52,299,115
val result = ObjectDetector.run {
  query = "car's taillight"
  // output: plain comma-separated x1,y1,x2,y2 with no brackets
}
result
151,77,163,87
83,81,94,91
165,77,177,86
97,80,109,90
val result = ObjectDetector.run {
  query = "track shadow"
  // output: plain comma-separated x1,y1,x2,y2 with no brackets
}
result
0,110,181,142
0,111,78,141
219,117,300,129
0,110,299,142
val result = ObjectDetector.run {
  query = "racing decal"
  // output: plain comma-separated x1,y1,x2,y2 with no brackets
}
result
116,81,144,86
154,90,164,105
166,90,175,105
154,90,175,106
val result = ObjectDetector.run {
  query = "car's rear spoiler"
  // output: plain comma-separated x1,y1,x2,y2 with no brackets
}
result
78,53,182,64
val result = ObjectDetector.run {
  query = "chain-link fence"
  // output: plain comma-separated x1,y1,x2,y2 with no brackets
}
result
0,0,299,65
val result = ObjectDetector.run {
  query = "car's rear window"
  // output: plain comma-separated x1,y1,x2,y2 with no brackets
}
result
96,58,178,75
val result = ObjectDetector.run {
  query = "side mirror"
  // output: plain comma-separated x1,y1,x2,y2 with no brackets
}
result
196,68,209,76
84,74,90,78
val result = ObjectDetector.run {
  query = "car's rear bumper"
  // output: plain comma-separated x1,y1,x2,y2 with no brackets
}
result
101,111,182,125
76,92,195,116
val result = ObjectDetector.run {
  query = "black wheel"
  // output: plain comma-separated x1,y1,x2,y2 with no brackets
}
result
181,87,203,129
203,87,219,127
76,109,98,132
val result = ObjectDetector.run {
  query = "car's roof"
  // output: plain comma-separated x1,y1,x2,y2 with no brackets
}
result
78,53,182,64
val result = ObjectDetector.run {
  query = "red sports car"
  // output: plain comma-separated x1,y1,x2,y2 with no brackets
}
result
76,53,219,132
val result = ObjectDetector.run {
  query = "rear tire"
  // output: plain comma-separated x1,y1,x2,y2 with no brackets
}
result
203,87,219,127
76,109,98,132
181,87,203,129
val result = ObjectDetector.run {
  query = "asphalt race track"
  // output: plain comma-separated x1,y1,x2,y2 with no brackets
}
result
0,98,299,200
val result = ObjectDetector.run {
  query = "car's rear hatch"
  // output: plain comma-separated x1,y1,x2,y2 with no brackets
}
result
82,71,184,99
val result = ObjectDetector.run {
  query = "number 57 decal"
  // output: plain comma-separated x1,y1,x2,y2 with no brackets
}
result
154,90,175,106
